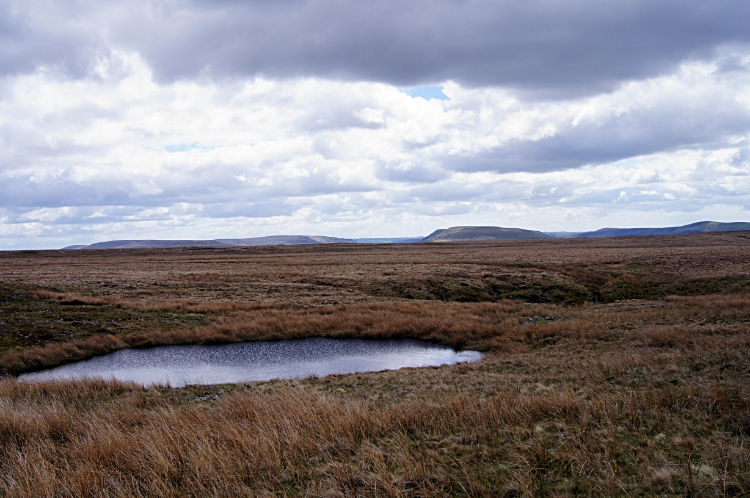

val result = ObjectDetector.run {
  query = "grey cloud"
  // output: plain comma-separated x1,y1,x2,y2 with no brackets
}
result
689,147,750,183
730,147,750,168
4,1,750,98
634,172,666,184
133,0,750,98
0,1,108,79
530,183,575,201
445,96,750,173
0,157,378,212
300,113,383,132
716,55,748,74
297,100,385,132
544,183,727,212
689,159,750,199
197,200,297,219
400,182,489,203
320,194,388,214
444,133,650,174
4,199,296,225
410,203,475,217
373,163,448,183
0,174,133,209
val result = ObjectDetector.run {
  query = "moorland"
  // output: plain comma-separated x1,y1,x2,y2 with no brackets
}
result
0,231,749,496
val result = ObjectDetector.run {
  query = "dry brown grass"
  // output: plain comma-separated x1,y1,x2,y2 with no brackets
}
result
0,234,749,495
1,299,540,374
0,306,748,496
3,231,750,308
31,289,281,313
4,288,750,373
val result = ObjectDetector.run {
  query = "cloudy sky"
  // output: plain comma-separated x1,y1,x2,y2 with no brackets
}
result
2,0,750,249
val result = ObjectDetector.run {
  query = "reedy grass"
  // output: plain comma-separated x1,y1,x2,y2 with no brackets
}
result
0,296,748,495
1,235,749,495
5,294,750,376
1,320,748,497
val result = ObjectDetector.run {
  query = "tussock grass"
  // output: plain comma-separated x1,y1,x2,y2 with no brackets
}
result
31,289,280,313
1,235,749,495
1,318,748,496
1,300,536,374
5,294,750,376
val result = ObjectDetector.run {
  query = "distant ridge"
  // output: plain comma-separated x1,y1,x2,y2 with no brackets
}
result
60,220,750,250
65,235,355,250
78,240,228,249
576,221,750,238
352,237,424,244
215,235,353,246
421,226,554,242
63,235,428,250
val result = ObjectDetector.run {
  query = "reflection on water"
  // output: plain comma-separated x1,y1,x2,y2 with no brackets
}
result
19,338,483,387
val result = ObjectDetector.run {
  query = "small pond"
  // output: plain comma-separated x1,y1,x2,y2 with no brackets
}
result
19,338,483,387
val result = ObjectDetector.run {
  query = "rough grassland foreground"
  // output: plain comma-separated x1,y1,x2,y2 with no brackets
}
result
0,232,749,496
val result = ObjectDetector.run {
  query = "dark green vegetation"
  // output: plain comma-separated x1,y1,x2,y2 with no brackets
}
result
0,282,207,373
577,220,750,238
1,232,749,496
422,226,554,242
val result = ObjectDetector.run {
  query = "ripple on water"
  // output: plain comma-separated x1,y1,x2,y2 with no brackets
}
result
19,338,483,387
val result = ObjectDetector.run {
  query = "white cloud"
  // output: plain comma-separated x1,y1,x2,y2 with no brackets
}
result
0,45,750,248
18,207,77,222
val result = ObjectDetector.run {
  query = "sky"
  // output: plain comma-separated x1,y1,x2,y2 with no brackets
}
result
1,0,750,249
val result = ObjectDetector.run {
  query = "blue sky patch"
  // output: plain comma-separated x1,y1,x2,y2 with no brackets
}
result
164,142,200,153
403,85,449,101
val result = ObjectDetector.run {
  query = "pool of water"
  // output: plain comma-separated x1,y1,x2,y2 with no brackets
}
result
19,338,483,387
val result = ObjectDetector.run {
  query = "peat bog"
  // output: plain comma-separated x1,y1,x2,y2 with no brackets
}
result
0,232,749,496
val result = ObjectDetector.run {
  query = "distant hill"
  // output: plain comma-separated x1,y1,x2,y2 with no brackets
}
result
576,221,750,238
77,240,228,249
544,231,581,239
352,237,424,244
215,235,353,246
65,235,356,250
59,221,750,250
421,226,554,242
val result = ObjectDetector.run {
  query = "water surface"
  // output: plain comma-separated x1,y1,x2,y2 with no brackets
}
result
19,338,483,387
